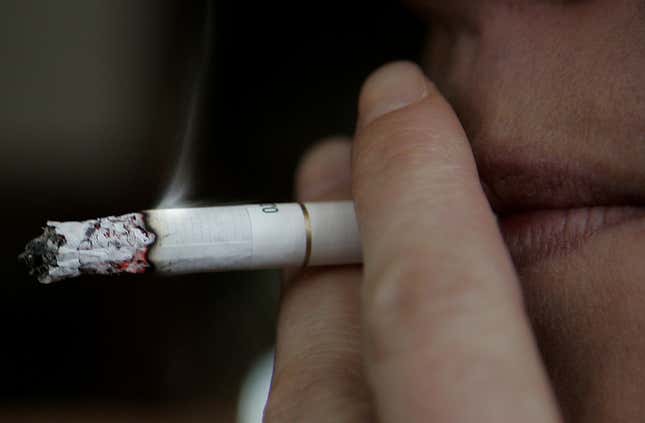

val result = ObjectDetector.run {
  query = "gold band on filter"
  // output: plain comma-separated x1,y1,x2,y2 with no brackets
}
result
299,203,312,267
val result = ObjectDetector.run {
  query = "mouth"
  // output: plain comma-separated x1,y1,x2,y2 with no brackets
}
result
414,0,645,269
479,158,645,268
497,206,645,268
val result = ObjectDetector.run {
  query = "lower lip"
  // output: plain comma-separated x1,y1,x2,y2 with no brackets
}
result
499,206,645,267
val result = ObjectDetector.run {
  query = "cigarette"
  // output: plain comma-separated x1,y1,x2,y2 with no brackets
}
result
20,201,361,284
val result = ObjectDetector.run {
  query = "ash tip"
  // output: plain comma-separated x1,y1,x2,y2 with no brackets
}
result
20,213,156,284
19,226,64,284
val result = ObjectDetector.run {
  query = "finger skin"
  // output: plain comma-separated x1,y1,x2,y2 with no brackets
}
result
353,62,561,422
295,138,353,202
264,139,372,423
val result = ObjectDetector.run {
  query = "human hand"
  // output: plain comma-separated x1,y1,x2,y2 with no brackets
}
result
264,62,562,422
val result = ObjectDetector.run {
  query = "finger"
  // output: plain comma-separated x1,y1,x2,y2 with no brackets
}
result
265,138,372,422
295,138,353,202
281,138,354,286
353,62,561,422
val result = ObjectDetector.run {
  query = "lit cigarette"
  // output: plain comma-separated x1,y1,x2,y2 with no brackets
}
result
20,202,361,284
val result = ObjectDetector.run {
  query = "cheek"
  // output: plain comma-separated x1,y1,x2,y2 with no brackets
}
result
516,218,645,420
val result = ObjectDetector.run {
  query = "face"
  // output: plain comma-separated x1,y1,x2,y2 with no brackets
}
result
412,0,645,419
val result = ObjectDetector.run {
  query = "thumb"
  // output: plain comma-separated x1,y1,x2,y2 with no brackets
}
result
352,62,562,423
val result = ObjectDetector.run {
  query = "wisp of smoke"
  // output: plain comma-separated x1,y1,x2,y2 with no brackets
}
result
157,3,214,209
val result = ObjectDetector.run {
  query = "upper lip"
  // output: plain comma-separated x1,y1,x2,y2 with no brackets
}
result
413,0,645,265
476,154,645,217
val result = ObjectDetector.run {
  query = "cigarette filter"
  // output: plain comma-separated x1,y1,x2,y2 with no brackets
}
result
21,202,361,284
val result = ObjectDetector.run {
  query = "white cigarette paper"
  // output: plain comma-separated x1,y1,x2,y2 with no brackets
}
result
146,202,361,273
21,202,362,283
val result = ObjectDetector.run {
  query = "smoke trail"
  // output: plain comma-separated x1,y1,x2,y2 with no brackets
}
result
157,3,214,208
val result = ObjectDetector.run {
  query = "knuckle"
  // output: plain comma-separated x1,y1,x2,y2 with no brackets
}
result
296,138,352,201
362,254,429,334
264,359,367,423
297,138,348,178
362,252,493,359
296,140,343,183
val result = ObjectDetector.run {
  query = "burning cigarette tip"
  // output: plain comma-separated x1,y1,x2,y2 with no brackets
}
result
20,202,362,283
20,213,156,284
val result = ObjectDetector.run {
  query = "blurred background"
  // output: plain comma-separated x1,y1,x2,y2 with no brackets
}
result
0,0,423,420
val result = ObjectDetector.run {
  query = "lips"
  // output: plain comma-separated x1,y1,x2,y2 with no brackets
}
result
497,206,645,268
478,154,645,213
415,0,645,268
477,156,645,268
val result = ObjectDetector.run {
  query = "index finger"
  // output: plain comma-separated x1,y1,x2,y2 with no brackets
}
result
352,62,561,422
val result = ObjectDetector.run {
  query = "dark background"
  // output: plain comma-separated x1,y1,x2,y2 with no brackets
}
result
0,0,424,420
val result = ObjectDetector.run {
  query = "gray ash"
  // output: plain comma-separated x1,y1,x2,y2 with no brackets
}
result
19,227,65,282
19,213,155,284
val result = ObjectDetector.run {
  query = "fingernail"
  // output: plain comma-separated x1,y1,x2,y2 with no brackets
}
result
358,61,428,127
